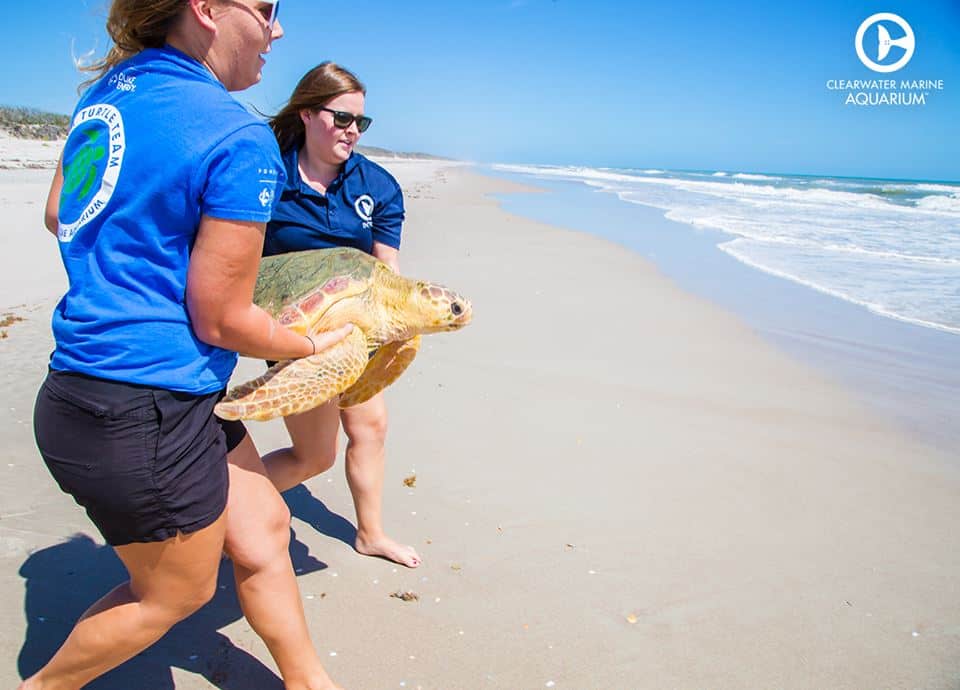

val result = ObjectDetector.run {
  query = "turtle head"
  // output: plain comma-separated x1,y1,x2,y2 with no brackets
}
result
412,281,473,333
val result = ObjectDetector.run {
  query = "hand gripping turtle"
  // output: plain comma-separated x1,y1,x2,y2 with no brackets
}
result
215,248,473,422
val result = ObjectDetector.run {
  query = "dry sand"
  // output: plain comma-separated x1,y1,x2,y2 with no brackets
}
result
1,144,959,689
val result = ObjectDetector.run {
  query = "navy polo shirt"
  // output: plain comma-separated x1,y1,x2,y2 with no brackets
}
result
264,148,404,256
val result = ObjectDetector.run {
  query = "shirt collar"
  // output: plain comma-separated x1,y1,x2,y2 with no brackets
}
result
342,151,361,175
154,44,227,90
282,148,360,197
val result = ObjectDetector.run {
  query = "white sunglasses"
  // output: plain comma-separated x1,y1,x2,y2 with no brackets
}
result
257,0,280,28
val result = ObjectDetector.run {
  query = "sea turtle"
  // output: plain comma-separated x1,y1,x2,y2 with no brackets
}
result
214,247,472,422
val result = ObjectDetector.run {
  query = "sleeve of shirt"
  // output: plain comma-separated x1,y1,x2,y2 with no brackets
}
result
372,184,404,249
196,123,286,223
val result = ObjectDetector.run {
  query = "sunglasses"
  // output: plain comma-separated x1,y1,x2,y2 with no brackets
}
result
256,0,280,28
317,107,373,133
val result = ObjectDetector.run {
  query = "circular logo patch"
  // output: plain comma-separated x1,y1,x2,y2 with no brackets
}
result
855,13,915,73
354,194,374,222
58,104,125,242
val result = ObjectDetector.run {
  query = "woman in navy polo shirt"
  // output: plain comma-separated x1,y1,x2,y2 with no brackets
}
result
263,63,420,568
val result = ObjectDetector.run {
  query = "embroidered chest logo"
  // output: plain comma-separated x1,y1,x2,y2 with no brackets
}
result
58,104,126,243
354,194,374,229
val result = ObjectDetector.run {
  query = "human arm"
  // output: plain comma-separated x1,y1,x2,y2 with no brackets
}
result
186,215,352,359
372,241,399,272
44,155,64,235
371,182,404,271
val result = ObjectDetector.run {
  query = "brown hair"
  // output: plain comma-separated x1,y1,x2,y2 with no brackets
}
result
270,62,366,153
80,0,189,89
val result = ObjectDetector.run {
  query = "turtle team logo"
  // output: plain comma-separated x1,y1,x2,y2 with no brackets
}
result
354,194,374,224
58,104,126,242
855,13,915,73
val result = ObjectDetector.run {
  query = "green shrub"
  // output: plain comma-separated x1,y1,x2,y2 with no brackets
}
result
0,106,70,140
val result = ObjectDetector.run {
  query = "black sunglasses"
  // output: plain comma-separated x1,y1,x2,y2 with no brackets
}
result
317,107,373,133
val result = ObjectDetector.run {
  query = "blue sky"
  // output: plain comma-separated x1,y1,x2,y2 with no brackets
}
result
4,0,959,180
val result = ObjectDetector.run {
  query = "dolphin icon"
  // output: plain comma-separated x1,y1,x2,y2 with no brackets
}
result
877,24,914,61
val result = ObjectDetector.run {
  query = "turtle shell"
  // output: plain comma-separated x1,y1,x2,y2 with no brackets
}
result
254,248,378,335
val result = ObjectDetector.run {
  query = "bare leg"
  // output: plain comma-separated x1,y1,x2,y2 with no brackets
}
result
341,393,421,568
19,516,226,690
261,394,418,568
225,435,342,690
261,400,341,492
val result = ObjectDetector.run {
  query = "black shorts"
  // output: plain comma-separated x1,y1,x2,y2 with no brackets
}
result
34,369,247,546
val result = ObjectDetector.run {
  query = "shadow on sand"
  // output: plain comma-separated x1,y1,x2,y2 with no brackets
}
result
283,484,357,550
17,486,353,689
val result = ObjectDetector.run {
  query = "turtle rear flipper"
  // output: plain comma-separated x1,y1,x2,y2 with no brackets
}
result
339,335,421,408
216,328,368,422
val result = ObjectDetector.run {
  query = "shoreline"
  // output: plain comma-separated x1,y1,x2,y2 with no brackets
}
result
2,157,960,689
485,168,960,455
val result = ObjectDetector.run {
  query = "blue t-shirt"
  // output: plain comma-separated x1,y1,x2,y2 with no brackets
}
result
51,46,285,394
264,149,404,256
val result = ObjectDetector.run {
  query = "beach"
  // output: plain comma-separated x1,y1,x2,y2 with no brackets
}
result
487,168,960,456
2,138,959,689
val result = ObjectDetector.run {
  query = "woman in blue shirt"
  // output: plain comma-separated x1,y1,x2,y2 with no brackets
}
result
262,63,420,568
25,2,347,689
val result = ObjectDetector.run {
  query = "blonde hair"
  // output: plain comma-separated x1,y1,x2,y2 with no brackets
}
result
80,0,188,89
270,62,366,153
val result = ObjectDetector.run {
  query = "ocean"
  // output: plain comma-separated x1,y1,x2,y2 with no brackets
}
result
484,163,959,453
492,164,960,336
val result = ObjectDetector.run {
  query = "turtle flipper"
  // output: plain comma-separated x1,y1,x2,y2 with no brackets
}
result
338,335,421,408
216,328,369,421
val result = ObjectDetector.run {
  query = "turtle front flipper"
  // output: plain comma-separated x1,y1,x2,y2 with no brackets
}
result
338,335,422,408
216,328,369,422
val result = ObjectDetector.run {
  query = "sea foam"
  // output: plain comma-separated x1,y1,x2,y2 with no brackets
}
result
493,164,960,334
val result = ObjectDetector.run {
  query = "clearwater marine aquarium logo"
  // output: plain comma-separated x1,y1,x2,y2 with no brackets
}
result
58,104,126,242
824,13,944,106
354,194,374,228
855,13,914,73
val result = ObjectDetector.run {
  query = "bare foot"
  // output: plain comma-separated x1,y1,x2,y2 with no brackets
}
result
355,533,421,568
